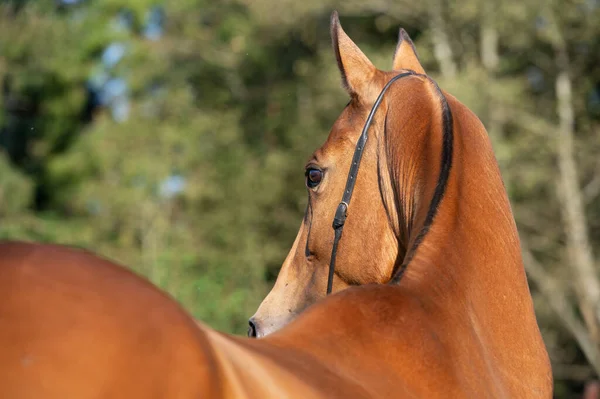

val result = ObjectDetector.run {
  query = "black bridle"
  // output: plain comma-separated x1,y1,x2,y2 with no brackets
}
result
326,71,414,295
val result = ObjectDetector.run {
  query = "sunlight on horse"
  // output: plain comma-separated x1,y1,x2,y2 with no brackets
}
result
0,11,552,398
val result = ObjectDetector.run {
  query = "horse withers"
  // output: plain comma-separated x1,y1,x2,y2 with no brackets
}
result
0,11,552,398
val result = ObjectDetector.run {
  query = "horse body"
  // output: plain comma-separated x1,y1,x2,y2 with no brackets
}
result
0,241,541,398
0,12,552,398
0,242,223,398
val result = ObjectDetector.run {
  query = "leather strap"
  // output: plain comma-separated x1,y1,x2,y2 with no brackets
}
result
327,71,414,295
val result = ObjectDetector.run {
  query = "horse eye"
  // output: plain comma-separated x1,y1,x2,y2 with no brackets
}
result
305,168,323,189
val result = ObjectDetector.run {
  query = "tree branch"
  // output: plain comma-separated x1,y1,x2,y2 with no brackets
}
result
429,0,456,78
553,32,600,346
480,0,499,72
521,242,600,376
584,166,600,205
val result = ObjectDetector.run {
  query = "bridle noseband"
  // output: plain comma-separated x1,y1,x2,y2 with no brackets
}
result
326,71,414,295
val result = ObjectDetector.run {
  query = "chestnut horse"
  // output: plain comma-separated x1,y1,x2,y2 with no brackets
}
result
0,12,551,398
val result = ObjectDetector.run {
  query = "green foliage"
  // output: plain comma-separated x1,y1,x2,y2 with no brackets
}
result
0,151,33,215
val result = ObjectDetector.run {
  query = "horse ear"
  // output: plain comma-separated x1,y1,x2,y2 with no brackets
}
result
330,11,376,95
392,29,425,74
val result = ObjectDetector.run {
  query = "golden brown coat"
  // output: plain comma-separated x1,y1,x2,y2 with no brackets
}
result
0,12,552,398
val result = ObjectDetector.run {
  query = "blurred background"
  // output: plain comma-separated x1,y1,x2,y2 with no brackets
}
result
0,0,599,397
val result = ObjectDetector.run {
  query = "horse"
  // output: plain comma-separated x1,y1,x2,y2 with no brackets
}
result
0,12,552,398
249,10,552,395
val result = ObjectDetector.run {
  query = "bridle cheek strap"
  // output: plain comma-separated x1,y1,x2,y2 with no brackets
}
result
326,71,414,295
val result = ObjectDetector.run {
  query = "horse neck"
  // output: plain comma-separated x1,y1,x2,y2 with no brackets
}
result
383,83,537,323
376,84,551,383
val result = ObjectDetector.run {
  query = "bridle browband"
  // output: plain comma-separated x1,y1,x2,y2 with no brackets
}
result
326,71,414,295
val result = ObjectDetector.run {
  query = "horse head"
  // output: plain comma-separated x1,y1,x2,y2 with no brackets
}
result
250,12,449,337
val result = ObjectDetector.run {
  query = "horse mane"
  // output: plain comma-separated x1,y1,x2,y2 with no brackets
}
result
386,75,454,284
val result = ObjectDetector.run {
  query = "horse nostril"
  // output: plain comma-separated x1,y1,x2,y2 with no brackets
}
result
248,319,257,338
